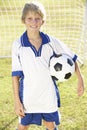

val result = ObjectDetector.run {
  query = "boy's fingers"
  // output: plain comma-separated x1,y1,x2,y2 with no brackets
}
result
78,86,84,96
16,108,25,117
19,108,25,117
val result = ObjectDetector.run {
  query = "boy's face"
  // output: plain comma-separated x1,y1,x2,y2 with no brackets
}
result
24,11,44,32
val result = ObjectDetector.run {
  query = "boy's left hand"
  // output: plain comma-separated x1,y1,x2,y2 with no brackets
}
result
77,78,84,96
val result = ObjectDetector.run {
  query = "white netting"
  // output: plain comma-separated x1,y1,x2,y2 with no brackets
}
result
0,0,87,61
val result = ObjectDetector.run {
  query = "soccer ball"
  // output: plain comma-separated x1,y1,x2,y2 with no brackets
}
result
50,54,75,82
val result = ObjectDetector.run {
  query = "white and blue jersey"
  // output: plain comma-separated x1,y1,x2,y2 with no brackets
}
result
12,31,77,113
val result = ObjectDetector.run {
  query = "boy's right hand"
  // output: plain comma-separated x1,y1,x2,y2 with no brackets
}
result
15,101,25,118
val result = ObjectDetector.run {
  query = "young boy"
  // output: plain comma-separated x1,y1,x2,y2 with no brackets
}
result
12,2,84,130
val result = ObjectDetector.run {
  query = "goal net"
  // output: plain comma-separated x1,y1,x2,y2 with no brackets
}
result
0,0,87,62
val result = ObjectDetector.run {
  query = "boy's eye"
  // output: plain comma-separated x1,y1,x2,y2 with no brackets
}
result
28,18,32,20
36,18,40,20
26,17,41,22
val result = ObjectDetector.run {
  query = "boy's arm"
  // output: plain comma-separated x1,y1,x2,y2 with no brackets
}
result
12,76,25,117
75,62,84,96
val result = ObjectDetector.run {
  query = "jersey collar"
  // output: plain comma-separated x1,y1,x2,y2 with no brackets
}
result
21,31,50,47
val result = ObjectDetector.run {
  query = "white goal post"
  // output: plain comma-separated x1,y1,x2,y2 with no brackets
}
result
0,0,87,63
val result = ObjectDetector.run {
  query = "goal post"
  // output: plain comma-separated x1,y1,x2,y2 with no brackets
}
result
83,0,87,62
0,0,87,62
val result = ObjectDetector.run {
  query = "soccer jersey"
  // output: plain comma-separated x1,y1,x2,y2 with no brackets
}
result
12,31,77,113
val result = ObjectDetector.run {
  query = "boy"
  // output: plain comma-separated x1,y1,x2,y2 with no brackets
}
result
12,2,84,130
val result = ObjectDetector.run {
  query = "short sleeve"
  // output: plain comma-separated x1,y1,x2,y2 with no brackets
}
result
12,39,23,77
49,36,77,62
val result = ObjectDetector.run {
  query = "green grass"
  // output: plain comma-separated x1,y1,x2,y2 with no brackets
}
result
0,59,87,130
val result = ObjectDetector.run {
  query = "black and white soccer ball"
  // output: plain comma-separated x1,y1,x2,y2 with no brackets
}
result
50,54,75,82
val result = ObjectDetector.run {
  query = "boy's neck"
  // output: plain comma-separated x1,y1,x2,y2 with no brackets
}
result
27,30,40,40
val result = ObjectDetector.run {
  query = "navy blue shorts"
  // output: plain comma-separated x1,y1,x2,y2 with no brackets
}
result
19,111,60,126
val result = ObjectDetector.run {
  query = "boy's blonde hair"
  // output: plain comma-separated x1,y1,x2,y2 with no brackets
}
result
21,1,46,23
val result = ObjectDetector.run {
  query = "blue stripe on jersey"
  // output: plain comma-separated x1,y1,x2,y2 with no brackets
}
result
12,71,24,77
72,54,78,62
21,31,50,57
53,79,61,107
19,75,24,103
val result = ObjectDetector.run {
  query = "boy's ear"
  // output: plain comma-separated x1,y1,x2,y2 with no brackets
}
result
42,20,45,25
21,19,25,24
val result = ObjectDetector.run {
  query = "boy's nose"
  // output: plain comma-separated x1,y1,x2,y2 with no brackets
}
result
31,19,38,23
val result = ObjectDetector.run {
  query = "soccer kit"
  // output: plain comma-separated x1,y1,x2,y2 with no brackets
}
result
12,31,77,125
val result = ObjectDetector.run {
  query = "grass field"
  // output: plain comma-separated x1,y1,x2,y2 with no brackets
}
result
0,59,87,130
